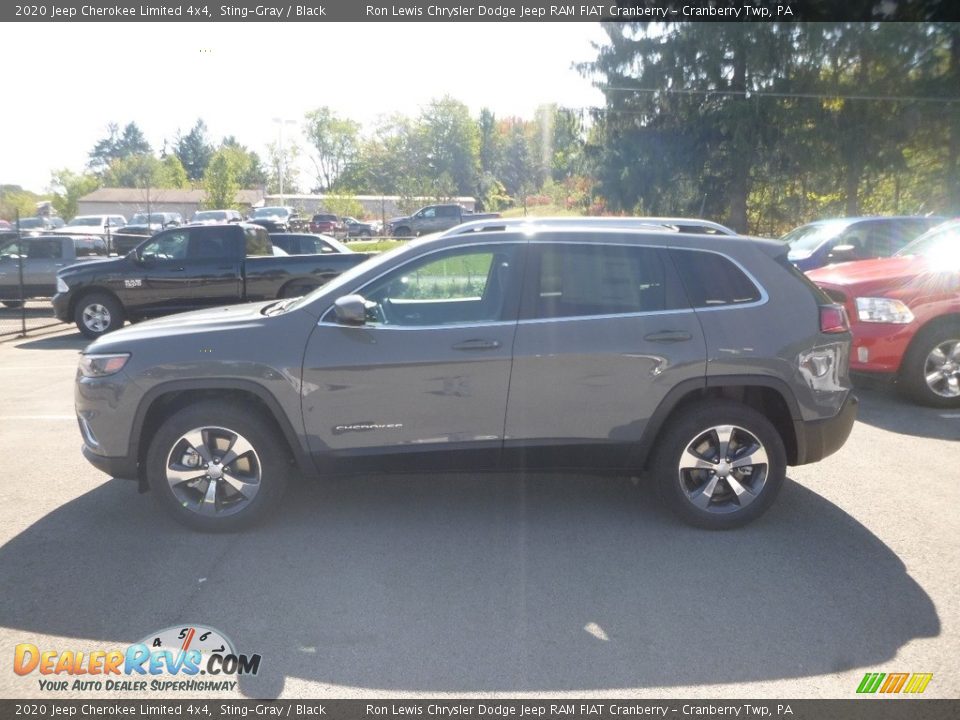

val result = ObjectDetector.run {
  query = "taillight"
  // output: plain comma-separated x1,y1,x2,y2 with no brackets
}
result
819,304,849,334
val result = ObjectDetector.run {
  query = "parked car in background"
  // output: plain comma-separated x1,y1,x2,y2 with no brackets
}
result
53,223,371,338
17,216,65,236
190,209,244,225
72,220,856,532
342,216,379,238
119,212,183,235
782,216,943,271
0,220,12,231
0,235,108,305
248,206,304,233
308,213,346,237
388,204,501,237
269,233,354,255
58,214,127,235
808,219,960,407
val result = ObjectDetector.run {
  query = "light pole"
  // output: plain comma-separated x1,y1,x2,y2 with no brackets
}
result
272,118,297,205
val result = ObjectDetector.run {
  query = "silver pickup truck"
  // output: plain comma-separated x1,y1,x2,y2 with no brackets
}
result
388,204,500,237
0,235,108,306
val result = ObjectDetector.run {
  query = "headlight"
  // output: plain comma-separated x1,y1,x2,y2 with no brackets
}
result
79,353,130,378
855,297,915,324
56,277,69,293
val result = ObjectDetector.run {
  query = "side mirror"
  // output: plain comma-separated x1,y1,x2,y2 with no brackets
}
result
332,294,368,326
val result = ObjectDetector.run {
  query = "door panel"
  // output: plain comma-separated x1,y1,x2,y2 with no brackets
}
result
301,242,525,471
503,242,706,469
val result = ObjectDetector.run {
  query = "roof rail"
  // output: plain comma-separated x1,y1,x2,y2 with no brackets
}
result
439,216,737,238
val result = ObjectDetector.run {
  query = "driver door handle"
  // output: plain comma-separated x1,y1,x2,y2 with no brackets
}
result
452,339,501,351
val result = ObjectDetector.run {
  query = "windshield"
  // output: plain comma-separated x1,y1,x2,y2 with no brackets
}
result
131,213,164,224
896,222,960,263
781,220,854,254
193,211,227,221
18,218,44,229
69,217,103,227
253,207,289,218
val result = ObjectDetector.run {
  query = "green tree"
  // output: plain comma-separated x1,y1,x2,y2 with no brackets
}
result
0,185,48,221
202,150,241,209
49,170,101,220
418,97,480,196
303,107,361,191
174,119,214,182
88,122,152,173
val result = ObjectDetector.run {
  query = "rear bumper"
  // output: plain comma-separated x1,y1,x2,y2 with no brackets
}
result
793,392,858,465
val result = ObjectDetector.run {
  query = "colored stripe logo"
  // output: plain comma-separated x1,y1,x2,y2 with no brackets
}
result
857,672,933,694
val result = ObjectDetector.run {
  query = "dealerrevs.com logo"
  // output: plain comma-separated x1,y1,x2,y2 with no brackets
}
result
856,672,933,695
13,625,261,693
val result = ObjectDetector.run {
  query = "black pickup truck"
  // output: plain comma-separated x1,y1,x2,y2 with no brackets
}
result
53,223,370,338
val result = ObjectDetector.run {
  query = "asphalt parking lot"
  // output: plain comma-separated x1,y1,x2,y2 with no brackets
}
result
0,326,957,700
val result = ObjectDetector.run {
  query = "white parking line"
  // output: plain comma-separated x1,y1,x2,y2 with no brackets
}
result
940,413,960,419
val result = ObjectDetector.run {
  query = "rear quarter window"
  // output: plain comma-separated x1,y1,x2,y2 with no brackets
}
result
670,249,762,307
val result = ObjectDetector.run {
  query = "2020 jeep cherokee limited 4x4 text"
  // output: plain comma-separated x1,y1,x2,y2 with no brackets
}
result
74,221,857,531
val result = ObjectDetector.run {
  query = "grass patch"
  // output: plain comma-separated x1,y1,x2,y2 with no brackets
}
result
347,239,408,253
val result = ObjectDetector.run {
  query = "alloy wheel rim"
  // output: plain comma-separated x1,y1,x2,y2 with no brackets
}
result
82,304,111,333
923,339,960,398
165,426,262,517
677,424,769,514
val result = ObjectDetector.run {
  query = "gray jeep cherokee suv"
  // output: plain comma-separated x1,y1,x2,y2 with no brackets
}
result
74,222,857,531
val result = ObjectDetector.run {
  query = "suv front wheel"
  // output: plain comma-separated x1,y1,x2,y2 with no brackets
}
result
652,401,786,529
146,401,288,531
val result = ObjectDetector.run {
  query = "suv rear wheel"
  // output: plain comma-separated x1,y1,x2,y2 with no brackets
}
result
900,323,960,408
652,401,786,529
146,401,288,531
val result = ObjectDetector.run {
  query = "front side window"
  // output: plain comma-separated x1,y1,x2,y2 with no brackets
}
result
357,245,520,326
140,231,188,260
528,243,683,319
27,239,63,260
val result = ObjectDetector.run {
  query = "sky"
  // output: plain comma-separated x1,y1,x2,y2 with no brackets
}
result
2,22,609,194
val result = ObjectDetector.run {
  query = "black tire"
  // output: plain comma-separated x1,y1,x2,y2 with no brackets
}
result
899,322,960,408
651,401,787,530
74,292,124,339
2,300,23,308
146,401,288,532
394,226,412,238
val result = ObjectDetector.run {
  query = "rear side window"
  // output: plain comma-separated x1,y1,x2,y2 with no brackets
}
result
244,226,271,256
74,238,107,257
527,243,686,319
670,249,762,307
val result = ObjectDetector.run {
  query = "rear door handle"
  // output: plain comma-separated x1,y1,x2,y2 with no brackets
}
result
452,339,501,351
643,330,692,343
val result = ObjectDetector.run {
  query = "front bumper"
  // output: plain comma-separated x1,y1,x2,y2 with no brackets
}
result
847,321,915,374
793,392,859,465
52,292,72,322
81,444,138,481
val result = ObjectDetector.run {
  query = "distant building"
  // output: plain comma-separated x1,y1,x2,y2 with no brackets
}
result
76,188,265,221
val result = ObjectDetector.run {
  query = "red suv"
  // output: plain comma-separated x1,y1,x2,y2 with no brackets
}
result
808,219,960,406
309,214,345,237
